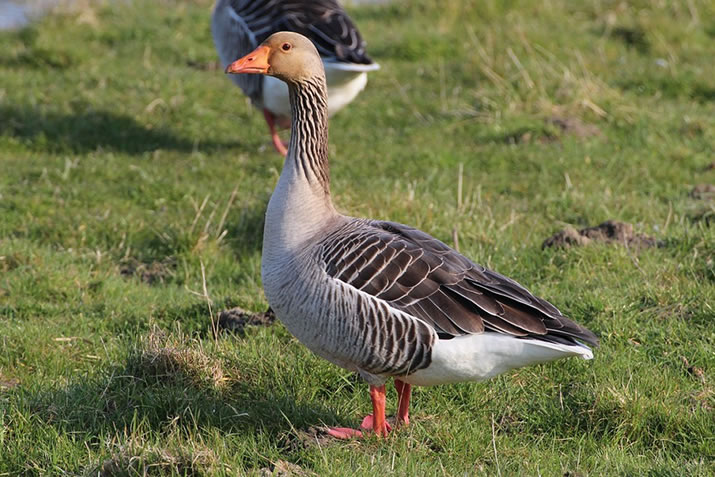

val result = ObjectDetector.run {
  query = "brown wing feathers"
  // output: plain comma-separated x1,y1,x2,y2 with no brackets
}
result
321,219,599,347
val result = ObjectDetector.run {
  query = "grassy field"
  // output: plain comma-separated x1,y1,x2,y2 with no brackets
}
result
1,0,713,474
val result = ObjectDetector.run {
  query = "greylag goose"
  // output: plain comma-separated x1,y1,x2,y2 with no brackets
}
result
226,32,599,438
212,0,379,155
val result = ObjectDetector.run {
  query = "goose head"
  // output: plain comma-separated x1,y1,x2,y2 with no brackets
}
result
225,32,324,84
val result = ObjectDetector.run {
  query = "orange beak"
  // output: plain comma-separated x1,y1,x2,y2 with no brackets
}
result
225,45,271,75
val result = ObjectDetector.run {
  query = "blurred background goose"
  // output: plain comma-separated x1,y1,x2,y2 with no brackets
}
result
226,32,598,439
212,0,379,155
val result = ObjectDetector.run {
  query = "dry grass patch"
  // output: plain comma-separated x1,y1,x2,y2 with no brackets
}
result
126,328,231,391
257,460,317,477
89,437,223,477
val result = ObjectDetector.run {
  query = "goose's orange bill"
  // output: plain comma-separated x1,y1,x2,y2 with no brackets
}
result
225,45,271,74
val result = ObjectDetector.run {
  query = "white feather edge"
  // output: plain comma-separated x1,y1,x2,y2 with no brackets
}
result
323,60,380,72
403,332,594,386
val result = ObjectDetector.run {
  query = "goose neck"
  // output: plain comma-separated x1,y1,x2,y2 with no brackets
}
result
287,77,330,195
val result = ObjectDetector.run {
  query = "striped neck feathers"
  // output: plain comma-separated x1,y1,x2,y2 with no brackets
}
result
287,76,330,195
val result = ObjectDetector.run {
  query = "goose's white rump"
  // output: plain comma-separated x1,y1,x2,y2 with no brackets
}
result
403,333,594,386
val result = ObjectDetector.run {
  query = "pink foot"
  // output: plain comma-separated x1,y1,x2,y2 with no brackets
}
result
324,415,393,440
326,385,392,439
325,427,363,439
360,414,392,434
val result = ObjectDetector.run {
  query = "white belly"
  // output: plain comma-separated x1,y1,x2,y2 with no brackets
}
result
403,332,594,386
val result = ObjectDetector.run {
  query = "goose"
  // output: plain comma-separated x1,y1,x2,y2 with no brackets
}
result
225,32,599,438
212,0,379,155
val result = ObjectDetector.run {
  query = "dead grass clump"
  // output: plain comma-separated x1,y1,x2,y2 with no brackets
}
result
281,426,336,454
543,220,661,249
126,328,229,391
91,439,221,477
258,460,317,477
0,253,26,273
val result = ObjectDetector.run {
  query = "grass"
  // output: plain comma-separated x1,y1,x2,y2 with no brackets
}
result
0,0,713,474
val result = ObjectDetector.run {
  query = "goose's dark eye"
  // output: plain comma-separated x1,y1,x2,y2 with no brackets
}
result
281,43,292,51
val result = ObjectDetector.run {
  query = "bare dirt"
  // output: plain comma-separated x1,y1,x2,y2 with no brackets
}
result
507,115,602,145
688,184,714,225
217,306,276,334
119,257,176,285
542,220,661,249
546,116,602,139
0,373,19,391
690,184,715,200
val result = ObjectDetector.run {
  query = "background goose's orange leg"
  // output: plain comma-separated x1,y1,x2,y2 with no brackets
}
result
262,109,288,155
394,379,412,427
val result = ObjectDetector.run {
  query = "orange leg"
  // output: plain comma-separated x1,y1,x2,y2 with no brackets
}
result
326,384,392,439
366,384,390,437
394,379,412,427
262,109,288,156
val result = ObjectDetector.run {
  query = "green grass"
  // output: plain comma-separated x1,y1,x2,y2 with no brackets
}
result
1,0,713,474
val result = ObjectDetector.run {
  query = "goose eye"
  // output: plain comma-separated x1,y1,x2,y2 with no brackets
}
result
281,43,292,51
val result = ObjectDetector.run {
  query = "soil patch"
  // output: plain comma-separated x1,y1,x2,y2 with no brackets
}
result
0,373,19,391
688,184,715,225
542,220,661,249
547,116,602,139
119,257,176,285
218,306,276,334
505,116,601,145
690,184,715,200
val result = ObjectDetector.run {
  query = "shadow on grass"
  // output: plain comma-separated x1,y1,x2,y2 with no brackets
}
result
20,355,343,459
0,105,243,155
0,27,75,70
224,201,267,258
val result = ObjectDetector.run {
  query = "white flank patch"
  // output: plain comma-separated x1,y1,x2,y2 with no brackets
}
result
403,332,594,386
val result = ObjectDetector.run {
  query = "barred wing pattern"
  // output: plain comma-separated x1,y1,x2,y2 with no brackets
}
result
320,219,599,355
226,0,374,64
